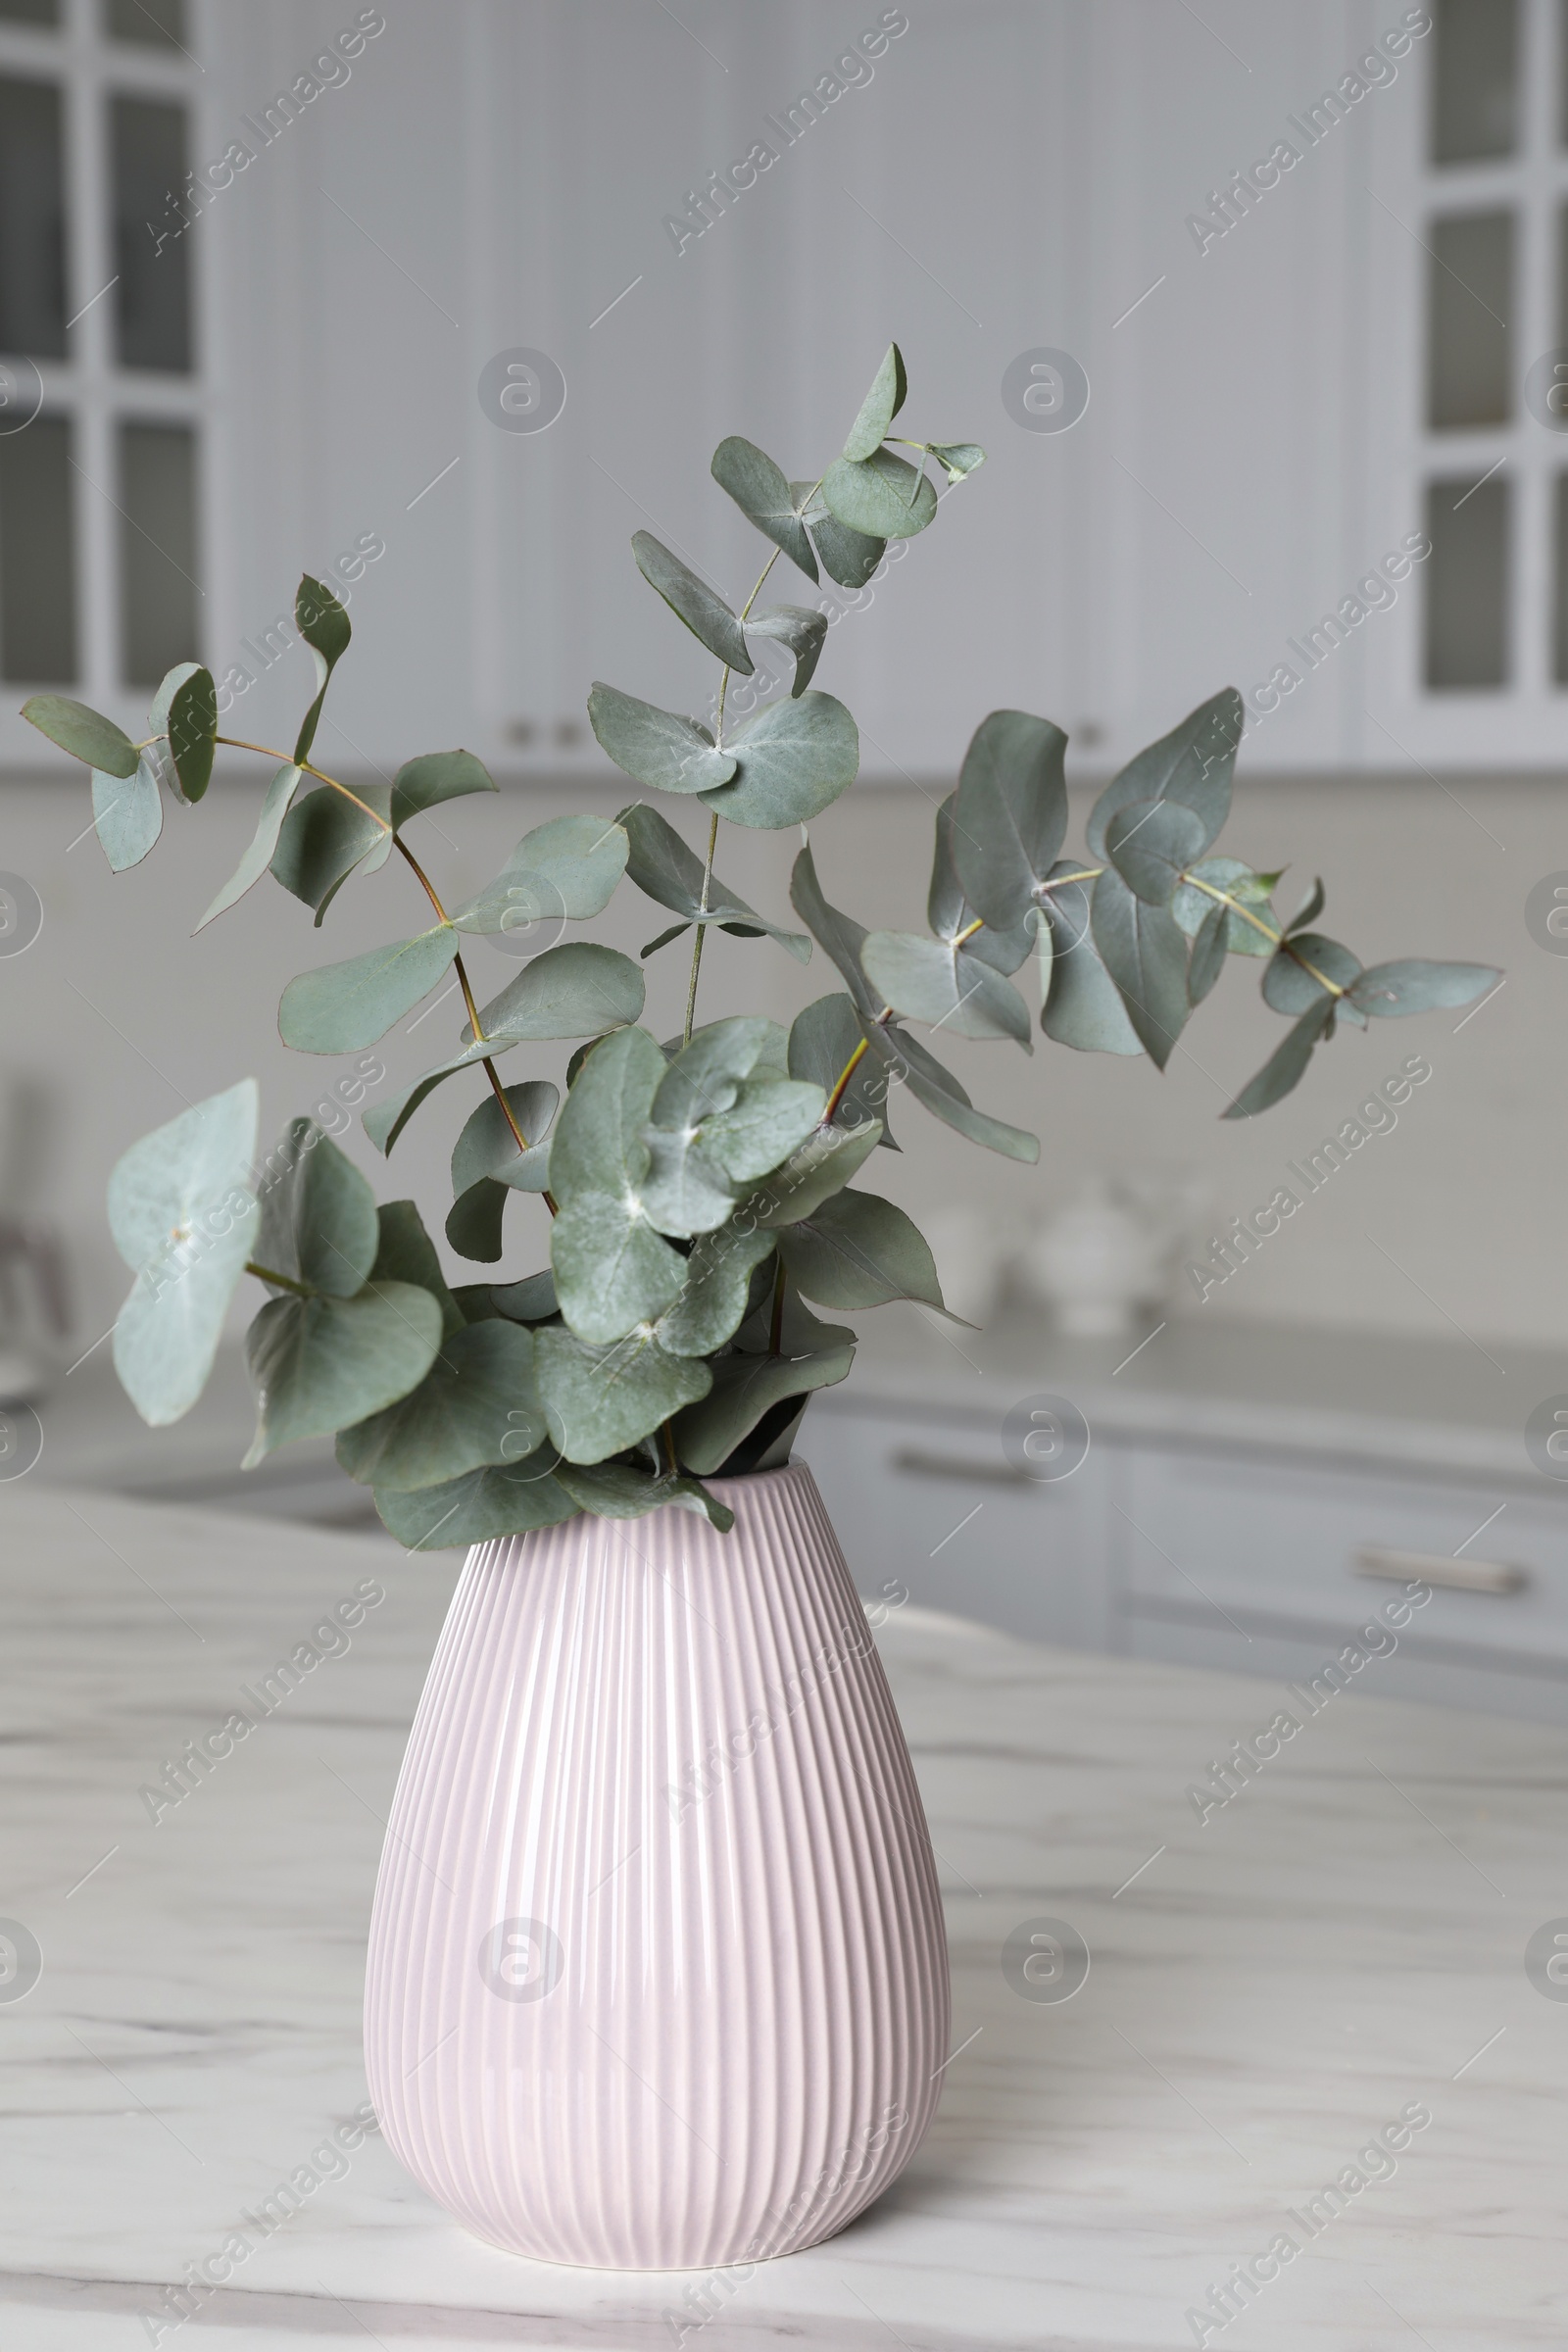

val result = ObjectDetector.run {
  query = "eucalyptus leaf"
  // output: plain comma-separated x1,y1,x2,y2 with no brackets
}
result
292,574,351,765
243,1280,442,1466
1103,798,1209,907
452,813,628,934
92,760,164,872
807,508,885,590
618,803,809,961
554,1459,735,1529
632,531,753,672
787,993,896,1145
820,448,937,541
843,341,907,460
144,663,200,802
861,931,1032,1047
951,709,1069,929
363,945,644,1157
370,1199,463,1337
336,1319,546,1491
926,794,1038,975
278,924,459,1054
1262,933,1364,1015
700,1078,825,1181
533,1325,711,1463
650,1017,777,1131
374,1455,576,1548
1287,877,1326,935
699,690,858,830
1085,687,1243,862
552,1190,687,1342
674,1342,854,1477
748,1118,883,1226
926,442,986,480
654,1224,775,1355
196,762,304,930
446,1176,509,1263
493,1268,559,1323
476,940,646,1046
1090,868,1190,1067
587,682,736,795
167,667,218,803
1222,998,1334,1121
744,605,827,697
861,1020,1039,1161
390,749,497,828
549,1024,664,1203
254,1116,379,1298
23,694,138,778
1188,902,1228,1005
108,1080,260,1427
1171,856,1279,956
1348,958,1498,1017
271,781,394,921
451,1082,558,1194
1038,867,1142,1055
710,436,818,580
785,851,883,1025
776,1189,947,1312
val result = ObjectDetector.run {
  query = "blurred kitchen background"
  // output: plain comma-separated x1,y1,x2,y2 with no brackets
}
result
5,0,1568,1716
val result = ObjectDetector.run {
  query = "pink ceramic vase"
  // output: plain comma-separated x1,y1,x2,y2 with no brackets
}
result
363,1462,950,2270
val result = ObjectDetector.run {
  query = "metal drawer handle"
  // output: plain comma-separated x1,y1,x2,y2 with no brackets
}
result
1353,1544,1528,1596
892,1449,1034,1488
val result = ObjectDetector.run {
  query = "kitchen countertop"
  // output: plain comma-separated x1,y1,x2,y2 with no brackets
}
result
32,1305,1568,1538
836,1303,1568,1487
2,1481,1564,2348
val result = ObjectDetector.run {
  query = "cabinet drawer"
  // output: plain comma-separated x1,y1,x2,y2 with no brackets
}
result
1117,1446,1568,1669
797,1404,1106,1650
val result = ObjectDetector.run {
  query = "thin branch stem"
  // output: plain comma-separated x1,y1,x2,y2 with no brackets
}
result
682,812,719,1049
214,737,390,834
218,728,560,1195
245,1259,312,1298
823,1035,869,1123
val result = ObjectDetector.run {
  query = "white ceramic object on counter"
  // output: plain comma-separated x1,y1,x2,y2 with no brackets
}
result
363,1462,949,2271
1023,1176,1169,1337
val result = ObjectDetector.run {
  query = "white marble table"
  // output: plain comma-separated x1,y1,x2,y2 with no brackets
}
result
2,1481,1565,2350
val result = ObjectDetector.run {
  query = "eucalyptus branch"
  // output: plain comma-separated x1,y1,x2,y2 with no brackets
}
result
245,1259,312,1298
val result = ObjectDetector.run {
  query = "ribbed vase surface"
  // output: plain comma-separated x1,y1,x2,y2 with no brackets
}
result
363,1462,950,2270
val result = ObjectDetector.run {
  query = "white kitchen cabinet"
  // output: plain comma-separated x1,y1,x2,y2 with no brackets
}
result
796,1311,1568,1722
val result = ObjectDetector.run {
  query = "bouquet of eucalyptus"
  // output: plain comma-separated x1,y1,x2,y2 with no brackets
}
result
24,345,1496,1545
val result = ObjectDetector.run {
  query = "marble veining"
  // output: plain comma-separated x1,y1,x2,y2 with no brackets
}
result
1,1480,1564,2348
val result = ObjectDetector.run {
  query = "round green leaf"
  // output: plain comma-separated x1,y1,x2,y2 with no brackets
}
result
952,709,1069,930
243,1280,443,1466
336,1319,546,1491
533,1325,712,1464
632,531,752,673
1103,798,1209,907
254,1116,380,1298
842,341,907,461
819,448,937,541
1262,933,1363,1015
861,931,1032,1047
710,437,818,581
700,691,859,830
390,749,497,827
279,926,459,1054
374,1456,576,1548
92,760,164,872
196,762,304,930
775,1188,946,1312
23,694,137,778
587,682,736,795
108,1079,261,1427
167,666,218,803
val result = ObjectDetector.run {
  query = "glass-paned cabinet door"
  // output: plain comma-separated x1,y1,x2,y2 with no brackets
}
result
0,0,204,746
1365,0,1568,764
